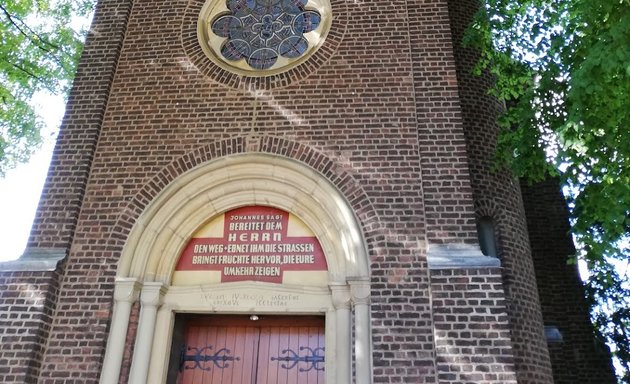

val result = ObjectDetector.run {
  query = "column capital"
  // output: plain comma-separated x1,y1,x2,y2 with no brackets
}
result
113,278,141,303
329,283,351,310
140,282,167,307
348,278,371,305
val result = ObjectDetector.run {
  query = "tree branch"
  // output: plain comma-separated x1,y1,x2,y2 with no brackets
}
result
9,62,44,83
0,3,70,58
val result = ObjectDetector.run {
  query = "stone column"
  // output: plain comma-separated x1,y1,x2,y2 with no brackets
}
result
128,282,166,384
350,278,372,384
330,283,352,384
99,278,140,384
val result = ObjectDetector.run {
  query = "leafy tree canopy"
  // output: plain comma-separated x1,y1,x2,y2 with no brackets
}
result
465,0,629,381
0,0,91,176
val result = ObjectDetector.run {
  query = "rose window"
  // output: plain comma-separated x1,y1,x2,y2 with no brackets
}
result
198,0,331,76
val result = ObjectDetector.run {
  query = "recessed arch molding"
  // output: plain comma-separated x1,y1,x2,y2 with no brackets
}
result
99,136,376,384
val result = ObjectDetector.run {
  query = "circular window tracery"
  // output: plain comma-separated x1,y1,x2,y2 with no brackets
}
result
198,0,331,76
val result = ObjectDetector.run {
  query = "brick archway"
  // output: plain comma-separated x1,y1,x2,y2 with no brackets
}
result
100,153,373,384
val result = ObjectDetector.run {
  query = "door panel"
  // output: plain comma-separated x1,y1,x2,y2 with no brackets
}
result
258,325,325,384
177,316,324,384
276,327,290,384
285,326,301,384
256,327,273,384
231,326,259,384
180,324,259,384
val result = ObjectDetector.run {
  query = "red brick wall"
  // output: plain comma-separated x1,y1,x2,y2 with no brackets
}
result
521,178,617,384
407,0,479,245
0,269,61,383
27,0,133,251
30,0,448,381
0,0,585,383
22,0,134,382
446,0,554,382
431,268,517,384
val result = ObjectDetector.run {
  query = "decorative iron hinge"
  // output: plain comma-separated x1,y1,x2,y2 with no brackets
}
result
271,347,325,372
180,345,240,371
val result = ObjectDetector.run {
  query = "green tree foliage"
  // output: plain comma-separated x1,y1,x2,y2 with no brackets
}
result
0,0,91,176
465,0,630,381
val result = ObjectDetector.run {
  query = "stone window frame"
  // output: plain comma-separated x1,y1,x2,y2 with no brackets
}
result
181,0,347,90
199,0,332,75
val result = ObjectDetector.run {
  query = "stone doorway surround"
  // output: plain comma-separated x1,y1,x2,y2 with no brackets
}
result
98,154,372,384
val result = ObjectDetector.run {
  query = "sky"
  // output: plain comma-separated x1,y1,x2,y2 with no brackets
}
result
0,92,63,262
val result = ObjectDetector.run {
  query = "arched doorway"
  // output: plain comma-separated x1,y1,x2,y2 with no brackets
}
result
98,154,372,384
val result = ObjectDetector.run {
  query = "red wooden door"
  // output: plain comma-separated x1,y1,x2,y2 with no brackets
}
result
177,316,325,384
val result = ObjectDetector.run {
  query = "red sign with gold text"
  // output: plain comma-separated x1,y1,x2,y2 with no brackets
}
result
176,206,327,283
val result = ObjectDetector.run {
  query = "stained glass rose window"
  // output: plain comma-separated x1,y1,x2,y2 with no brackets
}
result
198,0,331,75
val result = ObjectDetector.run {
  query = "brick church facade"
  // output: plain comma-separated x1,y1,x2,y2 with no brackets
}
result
0,0,615,383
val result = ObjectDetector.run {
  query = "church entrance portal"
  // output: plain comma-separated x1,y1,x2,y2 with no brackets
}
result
101,155,372,384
